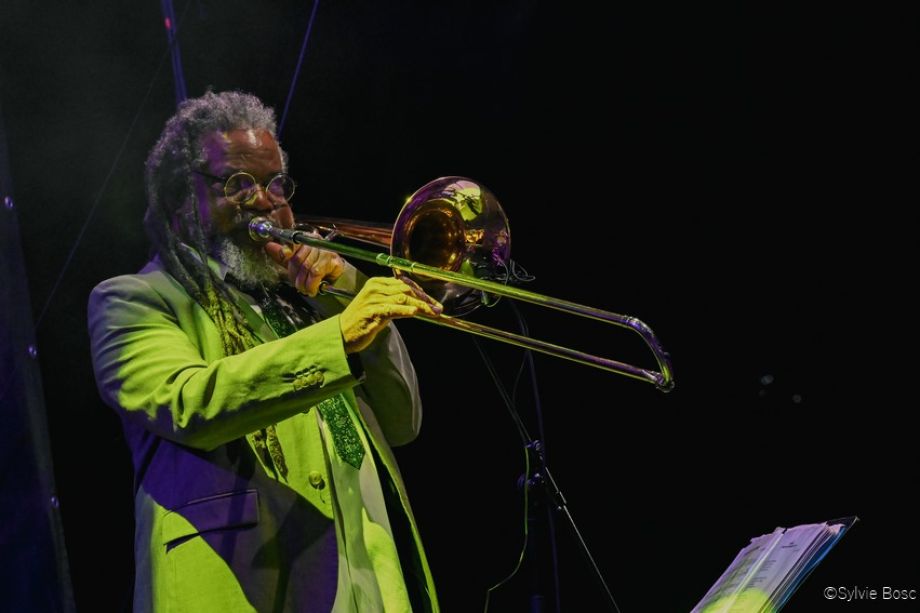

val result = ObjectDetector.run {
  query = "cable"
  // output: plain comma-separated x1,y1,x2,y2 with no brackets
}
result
473,337,530,611
508,300,562,613
278,0,321,139
482,442,531,613
473,338,531,444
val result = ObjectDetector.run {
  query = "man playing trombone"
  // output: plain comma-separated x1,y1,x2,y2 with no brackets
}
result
88,90,440,612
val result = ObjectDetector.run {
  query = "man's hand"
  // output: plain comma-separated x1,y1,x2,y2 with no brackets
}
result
264,242,345,296
339,277,443,354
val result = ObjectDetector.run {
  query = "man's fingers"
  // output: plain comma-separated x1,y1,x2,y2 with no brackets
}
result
394,273,425,296
405,297,440,317
283,245,345,295
305,268,326,296
362,293,440,316
370,303,420,319
288,245,316,275
263,241,292,265
295,266,314,295
389,277,442,310
363,277,443,312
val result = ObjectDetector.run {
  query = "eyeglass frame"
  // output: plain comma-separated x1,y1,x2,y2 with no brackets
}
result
193,169,297,206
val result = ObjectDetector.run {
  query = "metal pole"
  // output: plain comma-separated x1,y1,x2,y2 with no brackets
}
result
160,0,188,105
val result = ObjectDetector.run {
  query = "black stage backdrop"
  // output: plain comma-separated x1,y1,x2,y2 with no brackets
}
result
0,2,911,611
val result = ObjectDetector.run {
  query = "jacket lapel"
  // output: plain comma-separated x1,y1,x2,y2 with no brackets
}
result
224,283,278,344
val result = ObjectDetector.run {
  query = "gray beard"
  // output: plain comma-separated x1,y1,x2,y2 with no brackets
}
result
213,238,282,289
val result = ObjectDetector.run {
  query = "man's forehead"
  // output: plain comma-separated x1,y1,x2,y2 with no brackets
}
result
201,128,282,169
203,128,275,151
226,128,266,147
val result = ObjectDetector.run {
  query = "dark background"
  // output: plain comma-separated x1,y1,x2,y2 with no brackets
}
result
0,1,912,611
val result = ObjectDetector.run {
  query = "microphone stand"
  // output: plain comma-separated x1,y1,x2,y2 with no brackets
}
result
474,300,622,612
520,439,556,613
522,440,620,612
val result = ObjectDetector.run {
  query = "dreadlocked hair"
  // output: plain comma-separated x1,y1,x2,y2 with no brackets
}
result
143,90,289,476
144,90,286,353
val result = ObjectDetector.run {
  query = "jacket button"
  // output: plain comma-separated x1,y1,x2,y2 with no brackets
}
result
292,371,325,391
307,471,326,490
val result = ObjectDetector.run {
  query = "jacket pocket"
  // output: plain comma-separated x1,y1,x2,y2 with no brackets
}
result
162,489,259,548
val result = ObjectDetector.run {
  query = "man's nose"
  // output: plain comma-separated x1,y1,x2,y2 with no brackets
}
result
245,185,273,211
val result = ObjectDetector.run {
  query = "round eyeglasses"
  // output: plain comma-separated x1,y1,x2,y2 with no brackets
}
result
194,170,296,205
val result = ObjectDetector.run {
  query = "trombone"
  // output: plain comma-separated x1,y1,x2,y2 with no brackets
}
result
249,177,675,392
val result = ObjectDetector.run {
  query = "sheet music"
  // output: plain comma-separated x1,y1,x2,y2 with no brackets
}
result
691,519,855,613
748,523,826,602
691,530,783,613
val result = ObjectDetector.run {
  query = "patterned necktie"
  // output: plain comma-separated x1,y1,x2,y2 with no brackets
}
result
253,283,365,470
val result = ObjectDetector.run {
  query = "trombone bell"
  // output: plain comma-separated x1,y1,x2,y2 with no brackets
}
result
393,177,510,316
305,177,511,317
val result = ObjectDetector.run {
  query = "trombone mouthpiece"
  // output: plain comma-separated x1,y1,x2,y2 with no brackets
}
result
248,216,274,242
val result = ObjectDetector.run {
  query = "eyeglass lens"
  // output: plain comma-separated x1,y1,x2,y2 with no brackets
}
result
225,173,295,203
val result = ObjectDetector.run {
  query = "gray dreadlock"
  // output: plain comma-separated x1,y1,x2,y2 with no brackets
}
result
144,90,289,476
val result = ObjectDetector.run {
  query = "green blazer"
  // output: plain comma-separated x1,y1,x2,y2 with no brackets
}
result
88,257,438,612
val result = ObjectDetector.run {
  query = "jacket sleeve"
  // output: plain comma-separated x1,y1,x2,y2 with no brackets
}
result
313,264,424,446
88,274,361,451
